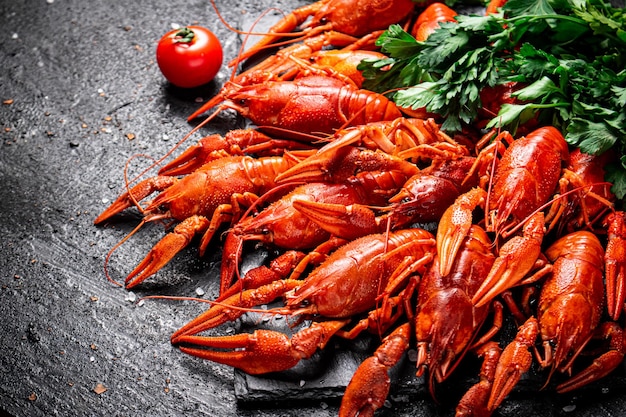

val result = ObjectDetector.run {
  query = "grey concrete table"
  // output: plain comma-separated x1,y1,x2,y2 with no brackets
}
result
1,1,625,416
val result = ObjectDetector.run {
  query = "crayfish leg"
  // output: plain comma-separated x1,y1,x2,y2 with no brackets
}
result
605,211,626,321
455,341,501,417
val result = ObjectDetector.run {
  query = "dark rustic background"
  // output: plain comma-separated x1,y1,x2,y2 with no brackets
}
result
1,1,625,416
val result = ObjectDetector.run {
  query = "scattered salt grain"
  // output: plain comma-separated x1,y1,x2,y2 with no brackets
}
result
195,287,205,296
562,405,576,413
170,23,181,30
11,33,18,39
125,292,137,303
46,0,54,4
299,380,305,387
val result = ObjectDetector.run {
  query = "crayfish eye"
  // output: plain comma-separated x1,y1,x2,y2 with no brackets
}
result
238,98,247,106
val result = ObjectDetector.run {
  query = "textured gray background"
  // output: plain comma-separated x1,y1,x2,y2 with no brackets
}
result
1,1,625,416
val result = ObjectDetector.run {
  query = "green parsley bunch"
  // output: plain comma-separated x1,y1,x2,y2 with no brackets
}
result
359,0,626,198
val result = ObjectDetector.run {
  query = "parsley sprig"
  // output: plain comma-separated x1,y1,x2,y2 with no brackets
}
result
359,0,626,199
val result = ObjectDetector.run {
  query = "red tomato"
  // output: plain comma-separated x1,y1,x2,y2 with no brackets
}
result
156,26,223,88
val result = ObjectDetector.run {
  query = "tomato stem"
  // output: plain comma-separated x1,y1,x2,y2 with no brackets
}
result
174,27,195,43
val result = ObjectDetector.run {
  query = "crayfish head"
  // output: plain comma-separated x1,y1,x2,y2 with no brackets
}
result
389,174,461,224
539,294,596,376
145,174,206,220
224,84,286,125
416,288,477,381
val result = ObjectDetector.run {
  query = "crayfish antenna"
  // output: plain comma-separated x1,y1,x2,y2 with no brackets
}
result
209,0,314,68
102,219,147,287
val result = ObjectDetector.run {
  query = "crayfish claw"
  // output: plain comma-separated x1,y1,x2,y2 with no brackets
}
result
94,176,178,224
158,135,220,176
472,212,547,308
218,249,305,301
557,350,624,394
487,317,537,411
174,320,348,375
275,146,418,185
293,200,382,240
339,323,411,417
176,331,301,375
170,279,302,342
436,188,486,276
125,215,210,289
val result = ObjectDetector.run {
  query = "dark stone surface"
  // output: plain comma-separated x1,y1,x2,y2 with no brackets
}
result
1,1,625,417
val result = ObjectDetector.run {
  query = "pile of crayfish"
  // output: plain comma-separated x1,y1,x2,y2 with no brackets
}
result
95,0,626,416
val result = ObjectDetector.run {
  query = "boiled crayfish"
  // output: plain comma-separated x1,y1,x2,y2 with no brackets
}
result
95,0,626,416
